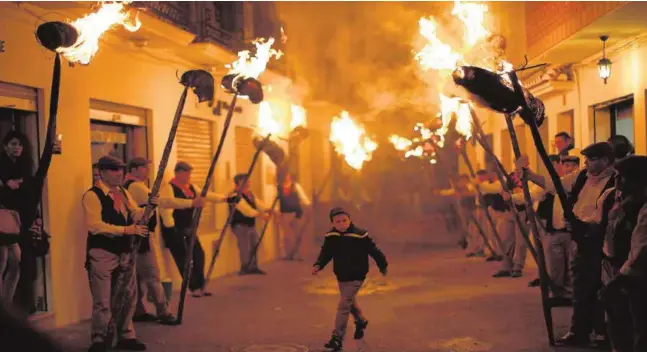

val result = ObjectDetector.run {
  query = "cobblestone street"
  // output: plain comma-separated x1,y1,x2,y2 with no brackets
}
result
48,242,594,352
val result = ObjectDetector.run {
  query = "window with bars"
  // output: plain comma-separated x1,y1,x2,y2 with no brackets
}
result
176,116,217,233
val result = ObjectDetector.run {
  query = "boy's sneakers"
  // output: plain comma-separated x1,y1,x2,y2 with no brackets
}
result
354,319,369,339
324,335,343,351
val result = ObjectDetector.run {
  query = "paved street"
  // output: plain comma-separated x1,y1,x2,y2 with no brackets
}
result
49,242,593,352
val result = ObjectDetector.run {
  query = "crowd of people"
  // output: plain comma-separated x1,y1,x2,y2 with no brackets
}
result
447,131,647,351
0,129,313,351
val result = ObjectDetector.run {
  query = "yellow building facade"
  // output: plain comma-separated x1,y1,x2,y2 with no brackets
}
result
475,1,647,172
0,2,326,329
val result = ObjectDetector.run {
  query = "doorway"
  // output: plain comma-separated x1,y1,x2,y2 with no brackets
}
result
89,101,149,169
0,104,51,315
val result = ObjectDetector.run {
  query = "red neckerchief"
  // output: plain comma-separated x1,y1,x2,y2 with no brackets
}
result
109,188,125,213
282,183,292,196
171,178,195,198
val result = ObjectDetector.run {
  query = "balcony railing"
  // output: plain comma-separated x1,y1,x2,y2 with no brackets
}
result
133,1,191,31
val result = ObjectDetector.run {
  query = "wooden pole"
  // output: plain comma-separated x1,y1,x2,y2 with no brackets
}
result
175,94,240,324
109,86,191,336
503,112,555,345
200,134,272,292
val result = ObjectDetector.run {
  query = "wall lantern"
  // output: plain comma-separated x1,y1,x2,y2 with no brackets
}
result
598,35,612,84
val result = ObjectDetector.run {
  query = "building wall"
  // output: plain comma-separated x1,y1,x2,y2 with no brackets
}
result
527,38,647,163
0,7,309,328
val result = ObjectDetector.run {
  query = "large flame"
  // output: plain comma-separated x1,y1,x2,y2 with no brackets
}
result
389,135,413,151
290,104,307,130
257,101,281,136
58,1,141,65
227,38,283,80
437,95,473,141
452,0,490,46
414,17,463,71
330,111,377,170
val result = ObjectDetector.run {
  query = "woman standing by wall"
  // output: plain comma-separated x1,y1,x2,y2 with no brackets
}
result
0,131,34,304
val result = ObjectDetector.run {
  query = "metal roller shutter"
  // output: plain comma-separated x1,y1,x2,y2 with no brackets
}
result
176,116,217,233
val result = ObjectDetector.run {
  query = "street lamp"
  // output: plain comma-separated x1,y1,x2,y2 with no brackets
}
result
598,35,611,84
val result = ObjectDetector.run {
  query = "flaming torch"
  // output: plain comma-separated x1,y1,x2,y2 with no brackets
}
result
110,70,214,331
413,1,556,343
329,111,378,171
247,104,311,267
176,37,281,323
434,97,510,260
29,2,141,232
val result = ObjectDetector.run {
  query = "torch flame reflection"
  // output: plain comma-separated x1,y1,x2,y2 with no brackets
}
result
330,111,377,170
58,1,141,65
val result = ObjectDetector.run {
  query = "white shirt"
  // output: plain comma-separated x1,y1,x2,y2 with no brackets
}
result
82,180,143,236
543,167,615,222
158,183,227,228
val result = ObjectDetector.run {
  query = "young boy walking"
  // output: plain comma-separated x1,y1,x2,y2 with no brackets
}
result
312,207,388,351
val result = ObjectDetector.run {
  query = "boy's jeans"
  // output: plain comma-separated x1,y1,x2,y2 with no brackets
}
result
333,280,365,338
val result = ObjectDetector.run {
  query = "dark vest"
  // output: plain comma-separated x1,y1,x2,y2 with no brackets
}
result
460,194,477,211
536,194,559,231
278,184,302,214
85,186,133,254
170,182,196,230
484,193,507,212
231,192,257,227
124,179,156,253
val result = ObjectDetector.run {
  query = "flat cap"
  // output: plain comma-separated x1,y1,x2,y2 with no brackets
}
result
581,142,614,159
329,207,350,221
175,161,193,172
561,155,580,164
96,155,125,170
128,157,150,169
615,155,647,182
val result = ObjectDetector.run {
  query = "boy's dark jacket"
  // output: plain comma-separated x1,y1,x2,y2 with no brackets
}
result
314,223,388,282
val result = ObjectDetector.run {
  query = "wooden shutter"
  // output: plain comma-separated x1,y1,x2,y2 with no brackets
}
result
235,126,263,198
176,116,216,233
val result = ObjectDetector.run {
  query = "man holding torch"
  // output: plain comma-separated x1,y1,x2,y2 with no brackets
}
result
159,161,228,298
277,172,311,260
82,155,156,352
503,155,573,302
122,157,176,324
230,173,273,275
516,142,616,347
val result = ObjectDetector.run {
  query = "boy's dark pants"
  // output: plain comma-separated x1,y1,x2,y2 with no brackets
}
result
333,280,365,338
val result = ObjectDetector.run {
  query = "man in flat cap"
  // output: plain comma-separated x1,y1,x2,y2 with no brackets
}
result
517,141,617,347
159,161,227,297
504,155,572,301
598,155,647,352
561,155,581,176
122,157,175,325
83,155,158,352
